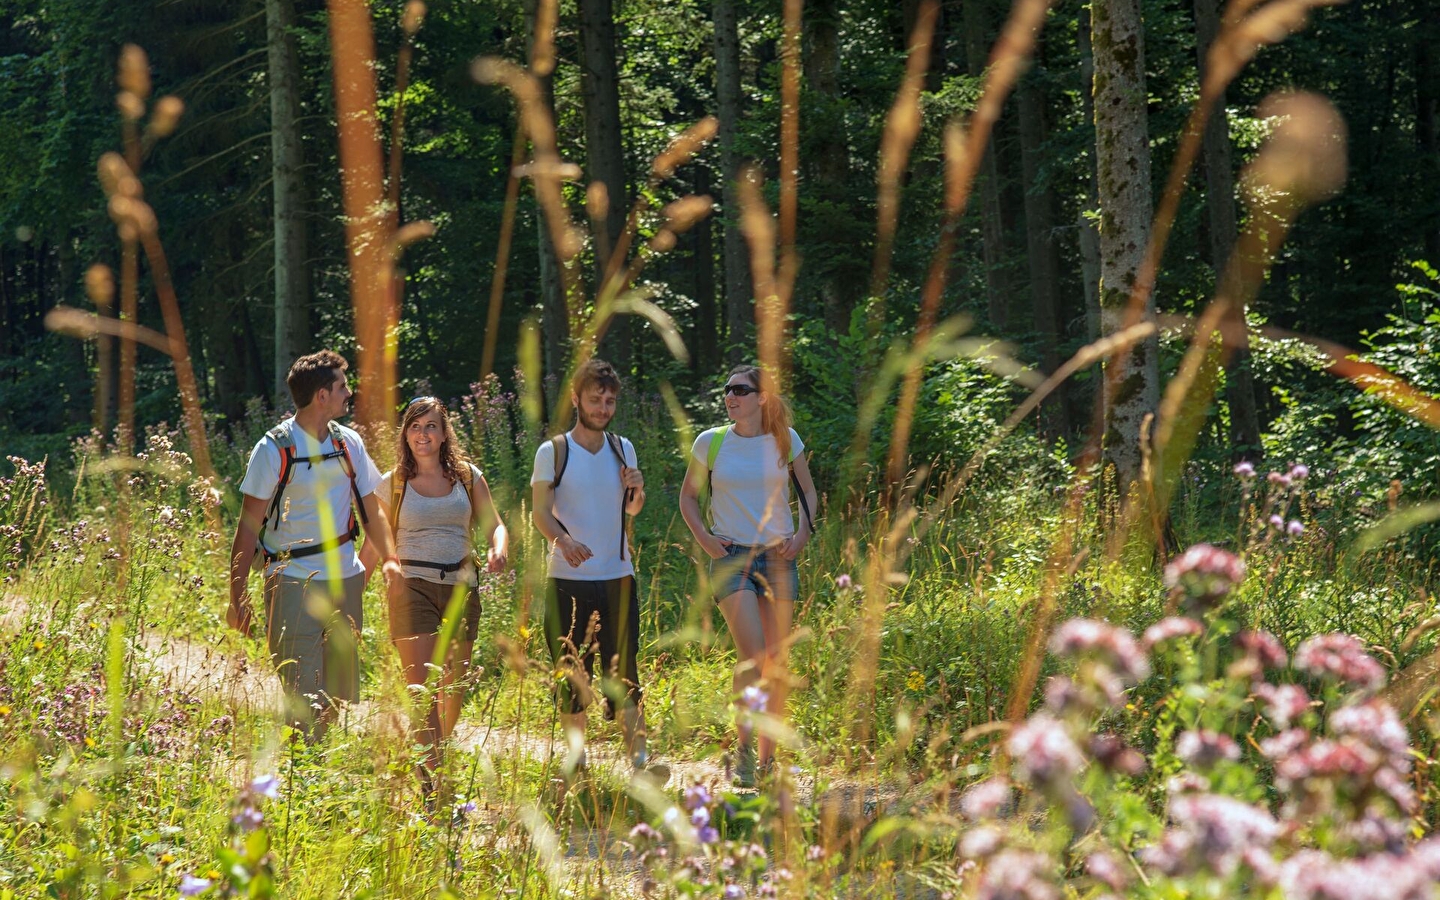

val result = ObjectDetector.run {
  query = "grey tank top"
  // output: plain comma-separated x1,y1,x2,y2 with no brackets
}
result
387,465,479,585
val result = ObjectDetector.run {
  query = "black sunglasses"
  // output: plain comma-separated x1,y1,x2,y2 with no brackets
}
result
723,383,760,397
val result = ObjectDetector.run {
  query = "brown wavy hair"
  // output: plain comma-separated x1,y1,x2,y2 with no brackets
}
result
729,365,793,468
395,396,468,484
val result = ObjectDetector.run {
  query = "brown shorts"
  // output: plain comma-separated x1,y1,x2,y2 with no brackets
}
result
389,577,482,642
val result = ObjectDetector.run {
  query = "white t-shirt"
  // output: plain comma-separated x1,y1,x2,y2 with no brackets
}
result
692,426,805,547
239,418,382,580
530,431,636,581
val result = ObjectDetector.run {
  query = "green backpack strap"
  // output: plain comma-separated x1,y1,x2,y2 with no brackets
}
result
699,425,730,526
388,470,406,534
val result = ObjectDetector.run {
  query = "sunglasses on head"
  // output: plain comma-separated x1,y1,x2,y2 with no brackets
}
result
723,383,760,397
405,395,438,408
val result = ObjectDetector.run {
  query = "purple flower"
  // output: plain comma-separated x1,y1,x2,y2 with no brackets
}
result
739,685,768,713
1287,519,1305,537
1233,461,1256,479
1330,700,1410,766
722,884,745,900
628,822,660,844
690,806,710,828
834,573,852,590
1048,619,1150,683
248,774,279,799
1289,464,1310,480
1175,729,1241,768
698,825,719,844
1163,544,1245,608
975,850,1059,900
1239,631,1288,669
959,778,1012,821
1145,794,1280,876
232,805,263,832
961,825,1003,859
1267,471,1292,487
1142,617,1203,649
179,875,212,897
683,783,712,811
1089,733,1146,776
1269,514,1286,529
1256,684,1311,727
1007,714,1085,786
1294,634,1386,692
455,800,478,817
1086,851,1128,891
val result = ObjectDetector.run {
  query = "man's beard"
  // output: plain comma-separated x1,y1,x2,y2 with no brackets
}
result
577,408,612,432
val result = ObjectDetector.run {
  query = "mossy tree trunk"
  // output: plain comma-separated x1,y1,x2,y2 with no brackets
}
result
1092,0,1157,488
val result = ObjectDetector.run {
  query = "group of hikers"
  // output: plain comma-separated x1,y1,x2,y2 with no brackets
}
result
225,350,817,796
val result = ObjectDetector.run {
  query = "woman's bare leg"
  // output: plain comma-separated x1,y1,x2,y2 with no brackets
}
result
719,589,766,746
394,634,442,792
756,594,795,768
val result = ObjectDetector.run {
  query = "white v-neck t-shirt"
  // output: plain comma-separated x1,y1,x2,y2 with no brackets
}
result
239,418,381,580
691,426,804,547
530,431,636,581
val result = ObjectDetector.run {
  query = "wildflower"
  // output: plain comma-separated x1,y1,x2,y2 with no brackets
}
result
1289,464,1310,480
960,825,1003,859
739,685,768,713
248,774,279,799
697,824,719,845
683,783,712,811
806,844,825,862
1267,471,1292,487
975,849,1059,900
722,884,744,900
1146,794,1280,877
0,705,9,716
1330,700,1409,766
1255,684,1311,727
1142,616,1203,649
32,639,45,651
1048,619,1150,683
455,800,478,818
1294,634,1386,692
1089,733,1146,776
1163,544,1245,609
232,805,263,832
1086,851,1128,891
690,806,710,828
1269,514,1285,529
628,822,660,845
1176,729,1241,768
1238,630,1288,670
834,573,852,590
1287,519,1305,537
1007,714,1085,786
84,736,96,748
906,670,924,691
1233,461,1256,479
519,625,530,639
179,875,212,896
959,778,1012,821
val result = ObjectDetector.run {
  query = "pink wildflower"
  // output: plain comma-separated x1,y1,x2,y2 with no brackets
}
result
1239,630,1288,669
1176,729,1242,768
1294,634,1386,692
1007,714,1086,786
1048,619,1150,683
1142,616,1203,649
1163,544,1245,608
960,778,1013,821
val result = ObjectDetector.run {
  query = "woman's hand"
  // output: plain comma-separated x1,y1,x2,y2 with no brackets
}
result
781,530,810,561
382,558,405,604
486,545,508,572
699,533,732,560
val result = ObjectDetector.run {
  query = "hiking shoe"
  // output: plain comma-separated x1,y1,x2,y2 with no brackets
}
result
733,740,757,789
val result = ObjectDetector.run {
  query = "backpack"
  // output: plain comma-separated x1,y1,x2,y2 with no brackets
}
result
387,464,480,579
698,424,814,533
548,431,634,560
256,420,369,565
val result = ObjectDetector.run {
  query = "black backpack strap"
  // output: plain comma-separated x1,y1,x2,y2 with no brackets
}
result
258,423,297,557
789,464,814,534
605,432,634,560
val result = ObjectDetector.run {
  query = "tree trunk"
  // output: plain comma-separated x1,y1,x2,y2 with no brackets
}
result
1017,75,1068,435
1078,6,1101,346
1092,0,1158,488
962,0,1012,330
525,0,570,386
806,0,853,334
714,0,751,364
267,0,310,400
1418,38,1440,265
578,0,630,371
1195,0,1262,458
692,164,720,372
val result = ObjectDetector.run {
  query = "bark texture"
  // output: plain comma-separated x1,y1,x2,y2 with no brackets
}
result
266,0,310,399
1092,0,1158,487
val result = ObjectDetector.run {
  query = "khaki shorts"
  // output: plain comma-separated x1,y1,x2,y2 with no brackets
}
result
263,573,365,721
389,577,482,643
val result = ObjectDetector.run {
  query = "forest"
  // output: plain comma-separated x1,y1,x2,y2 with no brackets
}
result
3,0,1440,897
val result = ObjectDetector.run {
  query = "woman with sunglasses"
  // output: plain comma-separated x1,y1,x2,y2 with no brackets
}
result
679,365,818,787
362,396,509,800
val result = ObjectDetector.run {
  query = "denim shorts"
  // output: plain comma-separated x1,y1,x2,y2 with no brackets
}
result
709,543,799,603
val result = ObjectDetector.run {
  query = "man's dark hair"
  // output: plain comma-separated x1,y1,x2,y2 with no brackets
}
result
287,350,348,408
572,358,622,399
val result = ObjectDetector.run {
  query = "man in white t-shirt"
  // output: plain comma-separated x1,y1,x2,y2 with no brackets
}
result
531,358,660,778
227,350,402,736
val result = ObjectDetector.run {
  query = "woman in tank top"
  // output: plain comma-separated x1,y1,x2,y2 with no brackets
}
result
679,365,818,787
365,395,508,800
